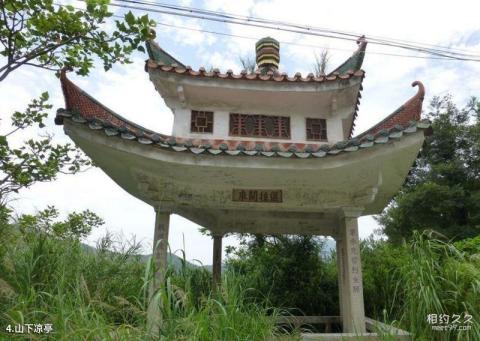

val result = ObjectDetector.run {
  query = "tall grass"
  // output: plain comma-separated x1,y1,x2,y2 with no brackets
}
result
394,232,480,340
148,273,286,340
1,217,479,340
0,223,288,340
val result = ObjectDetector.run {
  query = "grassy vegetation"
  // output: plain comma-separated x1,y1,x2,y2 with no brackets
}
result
1,214,479,340
0,222,291,340
361,232,480,340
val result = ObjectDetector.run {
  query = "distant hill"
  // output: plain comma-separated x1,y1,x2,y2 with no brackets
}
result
81,243,198,270
82,237,335,270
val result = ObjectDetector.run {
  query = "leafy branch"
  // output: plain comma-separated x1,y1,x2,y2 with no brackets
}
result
0,0,155,81
0,93,92,204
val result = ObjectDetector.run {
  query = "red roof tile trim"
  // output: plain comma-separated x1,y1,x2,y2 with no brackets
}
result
57,71,426,155
59,69,158,137
145,59,365,83
354,81,425,138
58,70,329,152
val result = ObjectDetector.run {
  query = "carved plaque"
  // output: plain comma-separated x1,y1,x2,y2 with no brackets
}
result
232,189,283,203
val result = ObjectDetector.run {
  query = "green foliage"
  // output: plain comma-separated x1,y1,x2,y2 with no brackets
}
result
395,232,480,340
0,0,156,205
454,235,480,256
379,96,480,241
0,94,91,204
16,205,104,239
226,235,338,316
0,0,155,81
0,209,286,340
1,206,480,339
147,272,286,340
360,238,409,319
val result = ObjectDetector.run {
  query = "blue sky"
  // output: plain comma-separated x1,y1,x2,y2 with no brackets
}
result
1,0,480,264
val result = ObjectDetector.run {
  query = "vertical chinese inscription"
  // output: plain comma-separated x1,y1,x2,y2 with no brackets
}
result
348,226,362,294
232,189,283,203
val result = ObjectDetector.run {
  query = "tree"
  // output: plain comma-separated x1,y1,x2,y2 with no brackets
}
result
0,93,92,204
0,0,156,205
239,55,256,74
313,49,330,76
15,205,104,240
226,234,338,316
0,0,155,81
378,96,480,242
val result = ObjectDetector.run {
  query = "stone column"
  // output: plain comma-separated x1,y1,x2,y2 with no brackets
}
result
212,234,223,290
147,207,171,337
337,208,366,333
336,238,345,321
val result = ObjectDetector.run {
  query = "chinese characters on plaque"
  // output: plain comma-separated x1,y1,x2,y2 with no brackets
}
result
232,189,283,203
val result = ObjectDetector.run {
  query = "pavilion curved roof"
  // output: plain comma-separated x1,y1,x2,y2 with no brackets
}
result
145,37,367,84
145,37,368,137
56,70,430,159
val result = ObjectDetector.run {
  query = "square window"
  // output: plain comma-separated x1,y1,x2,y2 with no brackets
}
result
191,110,213,133
306,118,327,141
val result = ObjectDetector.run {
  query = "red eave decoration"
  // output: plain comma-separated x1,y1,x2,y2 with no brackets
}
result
354,81,425,138
56,71,429,158
145,59,365,83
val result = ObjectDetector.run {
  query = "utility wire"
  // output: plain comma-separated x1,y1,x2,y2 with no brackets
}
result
153,21,463,61
116,0,479,57
60,1,480,62
55,2,460,60
103,0,480,61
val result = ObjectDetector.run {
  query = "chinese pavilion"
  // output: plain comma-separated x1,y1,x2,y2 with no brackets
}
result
56,35,428,337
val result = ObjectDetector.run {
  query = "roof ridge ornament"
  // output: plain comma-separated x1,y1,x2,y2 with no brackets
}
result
255,36,280,75
329,35,368,76
357,35,366,45
354,81,426,139
411,80,425,100
145,35,186,68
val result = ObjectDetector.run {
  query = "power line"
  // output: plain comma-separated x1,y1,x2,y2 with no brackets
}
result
121,0,479,56
103,0,480,61
152,21,461,61
57,1,480,62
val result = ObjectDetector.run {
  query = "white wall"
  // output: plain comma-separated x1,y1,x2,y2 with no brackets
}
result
171,101,350,144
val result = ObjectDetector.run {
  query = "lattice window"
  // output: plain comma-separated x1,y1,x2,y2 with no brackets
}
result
229,113,290,139
191,110,214,133
306,118,327,141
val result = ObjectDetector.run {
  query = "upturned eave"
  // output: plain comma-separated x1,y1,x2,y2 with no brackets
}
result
56,70,429,159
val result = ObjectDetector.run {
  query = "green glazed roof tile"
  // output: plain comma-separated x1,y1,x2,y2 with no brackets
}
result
190,147,205,154
104,128,119,136
172,146,187,152
312,151,327,158
261,151,276,157
146,41,186,67
208,149,223,155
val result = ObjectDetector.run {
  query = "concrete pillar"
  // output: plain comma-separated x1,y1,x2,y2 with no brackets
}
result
212,234,223,290
337,208,366,333
147,208,170,337
336,238,345,320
